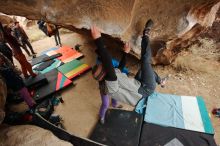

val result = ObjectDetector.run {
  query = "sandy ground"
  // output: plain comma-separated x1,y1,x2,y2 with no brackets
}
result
15,32,220,145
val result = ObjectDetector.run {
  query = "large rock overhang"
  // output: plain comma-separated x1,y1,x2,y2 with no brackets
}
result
0,0,220,64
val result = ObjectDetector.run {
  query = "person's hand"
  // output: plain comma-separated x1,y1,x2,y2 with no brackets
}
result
123,42,131,53
91,25,101,40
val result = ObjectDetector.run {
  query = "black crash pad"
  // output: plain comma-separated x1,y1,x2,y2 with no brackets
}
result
42,53,62,62
30,54,48,66
32,113,102,146
89,109,143,146
24,74,48,88
139,122,217,146
30,53,62,66
32,69,72,101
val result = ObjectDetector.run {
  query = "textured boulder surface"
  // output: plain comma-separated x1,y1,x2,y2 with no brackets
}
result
0,0,220,64
0,125,72,146
0,77,7,124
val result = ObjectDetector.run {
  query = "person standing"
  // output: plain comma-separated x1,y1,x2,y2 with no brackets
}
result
37,20,62,46
1,23,37,78
0,52,36,108
0,23,13,63
12,21,36,56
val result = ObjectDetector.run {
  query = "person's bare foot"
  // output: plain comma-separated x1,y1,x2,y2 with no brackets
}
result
160,75,171,88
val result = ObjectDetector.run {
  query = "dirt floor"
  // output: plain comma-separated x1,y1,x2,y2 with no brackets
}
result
15,31,220,145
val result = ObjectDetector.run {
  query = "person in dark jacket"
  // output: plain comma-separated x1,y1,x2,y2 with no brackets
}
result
0,52,35,108
12,21,36,56
1,23,37,78
0,22,13,63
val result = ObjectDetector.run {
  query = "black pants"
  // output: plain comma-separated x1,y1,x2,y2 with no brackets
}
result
135,35,161,92
54,28,61,46
21,39,35,55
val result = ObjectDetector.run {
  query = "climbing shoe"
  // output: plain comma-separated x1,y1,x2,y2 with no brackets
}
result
100,117,105,125
143,19,154,36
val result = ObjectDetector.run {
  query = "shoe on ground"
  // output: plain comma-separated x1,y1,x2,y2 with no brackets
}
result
100,117,105,125
32,55,36,58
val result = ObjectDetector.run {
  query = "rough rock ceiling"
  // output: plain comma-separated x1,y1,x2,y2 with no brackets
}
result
0,0,220,64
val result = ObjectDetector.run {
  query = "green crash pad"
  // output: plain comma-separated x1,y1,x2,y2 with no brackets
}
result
58,60,90,79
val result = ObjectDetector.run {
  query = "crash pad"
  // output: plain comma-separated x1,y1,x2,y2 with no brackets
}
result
42,53,62,62
47,46,83,63
34,60,55,71
139,122,217,146
40,47,59,55
58,60,90,79
24,74,48,88
33,69,72,101
135,92,214,134
30,54,48,66
33,59,63,74
30,53,62,66
89,109,143,146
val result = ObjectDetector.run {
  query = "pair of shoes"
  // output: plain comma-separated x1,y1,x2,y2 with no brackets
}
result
143,19,154,36
100,117,105,124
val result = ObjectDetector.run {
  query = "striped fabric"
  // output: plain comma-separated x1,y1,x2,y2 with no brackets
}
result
136,92,214,134
58,60,90,79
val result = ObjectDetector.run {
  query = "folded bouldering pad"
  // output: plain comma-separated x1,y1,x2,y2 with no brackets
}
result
139,122,217,146
34,60,55,71
135,92,214,134
33,69,72,101
30,54,48,66
30,53,62,66
42,53,62,62
24,74,48,88
33,59,63,74
46,46,83,63
58,60,90,79
40,47,59,55
89,109,143,146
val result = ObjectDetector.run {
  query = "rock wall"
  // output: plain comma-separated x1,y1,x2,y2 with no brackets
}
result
0,77,7,124
0,0,219,64
0,125,72,146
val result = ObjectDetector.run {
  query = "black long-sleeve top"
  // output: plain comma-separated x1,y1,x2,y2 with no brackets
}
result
95,37,128,81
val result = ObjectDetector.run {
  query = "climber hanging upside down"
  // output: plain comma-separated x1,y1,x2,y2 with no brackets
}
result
91,19,167,110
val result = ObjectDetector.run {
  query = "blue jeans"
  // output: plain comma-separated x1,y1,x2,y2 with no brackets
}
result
135,35,157,97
